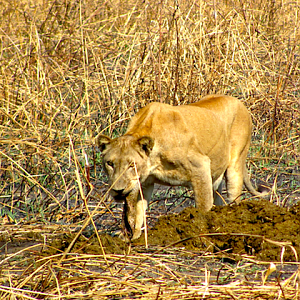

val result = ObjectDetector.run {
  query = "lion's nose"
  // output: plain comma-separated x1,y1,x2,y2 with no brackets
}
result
112,188,125,195
111,188,127,201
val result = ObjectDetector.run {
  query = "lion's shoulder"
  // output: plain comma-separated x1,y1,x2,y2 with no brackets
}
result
126,102,182,136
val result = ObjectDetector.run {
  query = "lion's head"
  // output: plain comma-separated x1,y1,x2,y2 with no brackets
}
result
97,134,154,201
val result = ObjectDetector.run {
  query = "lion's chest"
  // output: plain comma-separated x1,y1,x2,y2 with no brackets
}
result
152,167,193,187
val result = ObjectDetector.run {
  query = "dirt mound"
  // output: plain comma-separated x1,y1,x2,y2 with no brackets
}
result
47,200,300,261
140,200,300,261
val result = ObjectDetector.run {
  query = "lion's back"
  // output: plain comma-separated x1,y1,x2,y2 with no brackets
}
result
126,95,243,138
126,100,228,156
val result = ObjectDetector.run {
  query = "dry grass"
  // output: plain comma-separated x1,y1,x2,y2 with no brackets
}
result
0,0,299,298
0,223,299,299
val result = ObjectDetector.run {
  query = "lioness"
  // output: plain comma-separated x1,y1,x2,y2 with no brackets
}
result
98,95,266,240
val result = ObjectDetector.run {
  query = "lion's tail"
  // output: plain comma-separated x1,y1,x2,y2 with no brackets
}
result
243,165,269,198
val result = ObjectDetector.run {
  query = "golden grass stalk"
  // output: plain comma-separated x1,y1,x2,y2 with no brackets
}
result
134,161,148,249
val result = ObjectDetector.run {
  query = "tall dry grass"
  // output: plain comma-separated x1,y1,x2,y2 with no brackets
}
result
0,0,299,219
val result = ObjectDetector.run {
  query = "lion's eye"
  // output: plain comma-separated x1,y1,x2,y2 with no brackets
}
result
106,161,114,168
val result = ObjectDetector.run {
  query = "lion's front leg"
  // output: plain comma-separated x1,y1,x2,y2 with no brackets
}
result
131,198,148,240
192,176,214,212
124,184,154,241
131,184,154,240
189,155,214,212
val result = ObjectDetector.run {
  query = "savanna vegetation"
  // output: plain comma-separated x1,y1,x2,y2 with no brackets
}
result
0,0,299,298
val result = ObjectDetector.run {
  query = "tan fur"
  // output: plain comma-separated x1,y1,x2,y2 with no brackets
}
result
98,95,266,240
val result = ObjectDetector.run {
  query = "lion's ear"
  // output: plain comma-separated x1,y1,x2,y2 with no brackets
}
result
97,135,112,152
137,136,154,156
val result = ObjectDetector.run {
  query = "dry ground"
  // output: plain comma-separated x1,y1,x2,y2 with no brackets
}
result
0,0,299,299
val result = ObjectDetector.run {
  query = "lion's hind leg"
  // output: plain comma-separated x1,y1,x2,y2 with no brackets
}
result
213,176,225,206
225,161,244,204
